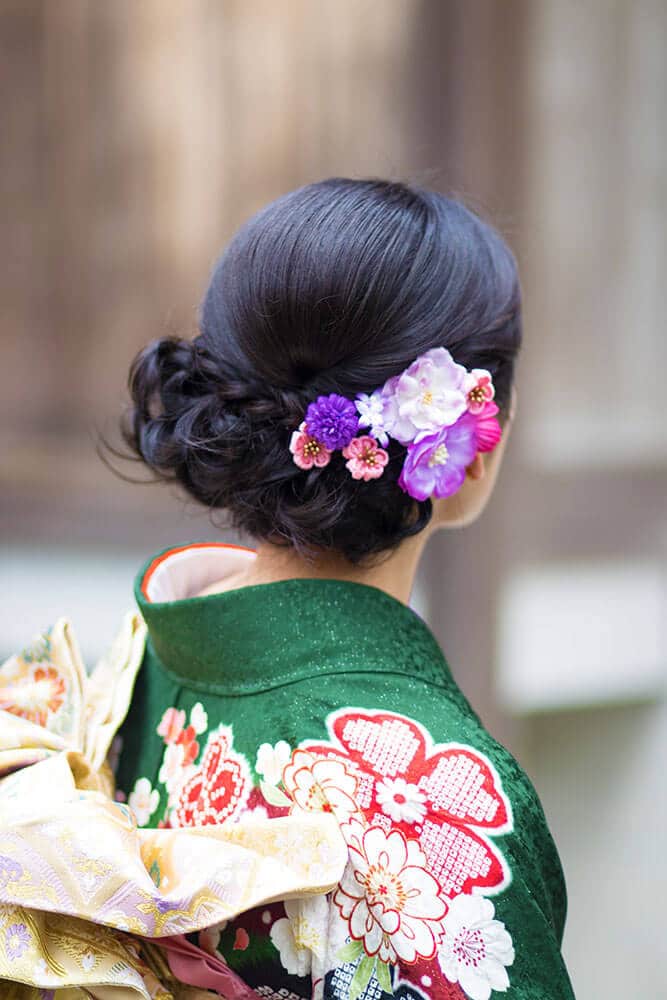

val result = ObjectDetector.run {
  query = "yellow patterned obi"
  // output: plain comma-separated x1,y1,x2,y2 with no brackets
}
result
0,614,347,998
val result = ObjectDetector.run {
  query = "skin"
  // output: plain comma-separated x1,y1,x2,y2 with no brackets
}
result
197,389,517,607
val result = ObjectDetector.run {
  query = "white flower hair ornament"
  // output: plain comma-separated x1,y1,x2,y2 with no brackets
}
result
288,347,502,501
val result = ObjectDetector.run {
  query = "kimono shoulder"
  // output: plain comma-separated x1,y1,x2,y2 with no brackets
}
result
114,543,577,1000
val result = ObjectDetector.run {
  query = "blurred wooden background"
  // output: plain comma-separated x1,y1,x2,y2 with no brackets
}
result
1,0,524,545
1,4,666,996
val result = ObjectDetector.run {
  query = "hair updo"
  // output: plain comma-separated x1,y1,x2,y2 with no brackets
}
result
122,177,521,564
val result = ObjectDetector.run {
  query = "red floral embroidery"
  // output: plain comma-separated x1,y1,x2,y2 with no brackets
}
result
157,707,186,744
395,956,467,999
303,708,512,898
174,726,250,826
175,724,199,765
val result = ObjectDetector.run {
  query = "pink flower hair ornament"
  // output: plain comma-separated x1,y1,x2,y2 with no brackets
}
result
288,347,503,501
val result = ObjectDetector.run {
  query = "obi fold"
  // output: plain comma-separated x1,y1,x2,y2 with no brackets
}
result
0,613,347,999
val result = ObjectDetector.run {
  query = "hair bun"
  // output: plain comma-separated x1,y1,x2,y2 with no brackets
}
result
120,178,521,563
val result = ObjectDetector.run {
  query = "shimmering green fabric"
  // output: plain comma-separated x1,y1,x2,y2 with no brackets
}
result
116,545,575,1000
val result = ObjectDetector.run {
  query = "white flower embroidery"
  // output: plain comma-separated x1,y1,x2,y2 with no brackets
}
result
282,749,359,821
255,740,291,785
128,777,159,827
270,896,329,977
376,776,427,824
158,742,187,794
438,894,514,1000
334,817,446,964
190,701,208,735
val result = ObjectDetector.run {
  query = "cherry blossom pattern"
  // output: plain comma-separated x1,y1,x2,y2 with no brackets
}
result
280,749,360,822
173,724,251,827
157,707,186,743
269,895,329,977
158,743,190,800
176,723,200,766
156,704,200,765
128,777,160,827
255,740,292,786
190,702,208,735
303,709,513,899
334,818,446,968
290,421,333,470
342,435,389,481
437,894,514,1000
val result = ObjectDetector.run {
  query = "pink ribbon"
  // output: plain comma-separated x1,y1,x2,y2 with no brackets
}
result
149,934,259,998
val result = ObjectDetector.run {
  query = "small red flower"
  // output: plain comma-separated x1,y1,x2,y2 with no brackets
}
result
157,707,186,744
342,435,389,481
176,724,199,765
463,369,495,414
289,421,332,470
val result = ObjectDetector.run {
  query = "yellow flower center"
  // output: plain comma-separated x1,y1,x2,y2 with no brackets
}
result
428,444,449,467
421,390,433,406
291,914,323,952
306,783,332,812
303,439,321,457
364,864,407,910
362,446,377,466
468,386,486,404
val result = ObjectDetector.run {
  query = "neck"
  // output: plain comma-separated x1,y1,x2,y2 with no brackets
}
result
200,531,431,606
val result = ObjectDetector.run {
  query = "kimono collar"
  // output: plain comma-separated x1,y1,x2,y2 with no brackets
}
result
134,542,450,695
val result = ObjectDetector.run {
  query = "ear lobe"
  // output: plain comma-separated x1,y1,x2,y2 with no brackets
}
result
466,452,485,481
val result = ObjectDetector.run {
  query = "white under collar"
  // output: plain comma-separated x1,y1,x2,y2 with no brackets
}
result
141,543,257,604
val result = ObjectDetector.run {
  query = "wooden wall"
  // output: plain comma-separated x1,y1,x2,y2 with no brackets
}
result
1,0,445,541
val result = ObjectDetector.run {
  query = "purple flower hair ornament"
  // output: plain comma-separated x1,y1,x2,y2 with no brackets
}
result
304,393,359,450
398,411,478,501
382,347,468,445
289,347,502,499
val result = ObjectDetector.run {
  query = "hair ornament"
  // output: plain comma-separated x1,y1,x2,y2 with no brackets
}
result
289,347,503,501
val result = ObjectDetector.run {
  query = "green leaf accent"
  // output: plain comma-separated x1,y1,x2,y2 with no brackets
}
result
375,959,394,995
349,953,375,1000
259,780,292,807
335,940,365,964
148,860,161,888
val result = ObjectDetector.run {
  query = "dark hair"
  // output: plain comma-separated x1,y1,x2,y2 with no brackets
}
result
122,177,521,563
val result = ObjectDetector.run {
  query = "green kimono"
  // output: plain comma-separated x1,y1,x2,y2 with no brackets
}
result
116,542,575,1000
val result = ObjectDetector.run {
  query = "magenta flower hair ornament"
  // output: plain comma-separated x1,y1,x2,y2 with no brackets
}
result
288,348,503,501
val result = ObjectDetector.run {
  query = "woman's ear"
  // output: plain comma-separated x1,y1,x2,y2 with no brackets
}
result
466,452,485,481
